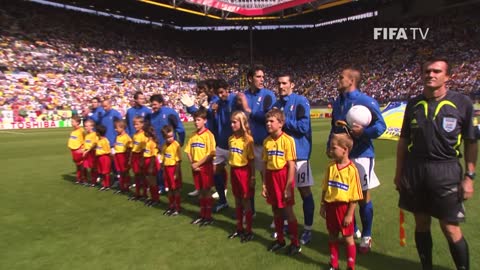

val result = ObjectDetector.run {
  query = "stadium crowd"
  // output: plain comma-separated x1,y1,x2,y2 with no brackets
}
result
0,1,479,117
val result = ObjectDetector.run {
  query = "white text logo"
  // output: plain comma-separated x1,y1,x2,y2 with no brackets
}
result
373,28,429,40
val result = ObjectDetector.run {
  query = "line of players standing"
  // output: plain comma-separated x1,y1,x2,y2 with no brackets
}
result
68,65,387,269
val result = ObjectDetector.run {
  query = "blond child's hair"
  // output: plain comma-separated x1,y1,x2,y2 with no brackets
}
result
265,108,285,124
231,111,252,141
330,133,353,151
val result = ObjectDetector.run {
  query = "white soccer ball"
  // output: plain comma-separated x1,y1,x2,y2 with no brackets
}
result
346,105,372,127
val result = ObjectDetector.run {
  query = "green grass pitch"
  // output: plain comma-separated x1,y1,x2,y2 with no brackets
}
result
0,119,478,270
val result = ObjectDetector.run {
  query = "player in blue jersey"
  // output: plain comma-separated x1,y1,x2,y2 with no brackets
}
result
210,79,239,212
181,80,219,197
328,67,386,253
237,65,276,214
99,99,123,187
147,94,186,194
126,91,151,137
83,97,105,125
273,74,315,245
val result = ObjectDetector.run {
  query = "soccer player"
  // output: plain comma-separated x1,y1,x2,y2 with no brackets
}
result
95,125,112,191
227,111,255,242
395,57,477,270
273,74,315,245
321,133,363,270
82,119,98,186
99,99,122,186
237,65,276,215
83,97,105,125
143,124,160,207
263,108,300,255
147,94,185,195
129,116,147,201
210,79,238,212
180,80,218,197
125,91,151,137
328,67,386,253
161,125,183,216
113,119,132,194
185,108,216,226
67,115,85,184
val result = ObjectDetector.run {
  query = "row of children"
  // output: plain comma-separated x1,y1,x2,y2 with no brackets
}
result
68,108,363,269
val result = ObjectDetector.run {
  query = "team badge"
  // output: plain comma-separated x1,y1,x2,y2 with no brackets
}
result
442,117,457,132
290,105,294,111
257,96,262,103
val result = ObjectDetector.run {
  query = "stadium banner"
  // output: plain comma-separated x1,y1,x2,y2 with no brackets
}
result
310,108,332,119
378,101,407,141
0,120,72,130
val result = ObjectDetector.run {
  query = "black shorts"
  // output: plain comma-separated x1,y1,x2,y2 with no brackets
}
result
398,159,465,222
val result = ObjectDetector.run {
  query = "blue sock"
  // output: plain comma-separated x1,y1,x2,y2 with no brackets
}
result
156,169,165,192
214,173,227,204
360,201,373,237
302,193,315,228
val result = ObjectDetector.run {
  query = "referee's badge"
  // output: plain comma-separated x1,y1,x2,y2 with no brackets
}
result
442,117,457,132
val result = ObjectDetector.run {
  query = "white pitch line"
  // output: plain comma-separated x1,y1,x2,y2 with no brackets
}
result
0,130,28,135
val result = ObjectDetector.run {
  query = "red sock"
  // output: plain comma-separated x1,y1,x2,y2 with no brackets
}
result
205,197,213,219
150,185,159,202
288,219,299,246
245,210,253,233
135,176,141,197
175,193,181,211
82,168,87,182
119,175,125,190
123,175,131,191
236,206,244,232
168,194,175,209
91,170,98,184
274,217,285,243
76,168,82,181
329,241,339,268
141,178,147,197
346,244,356,269
104,174,110,188
199,198,205,218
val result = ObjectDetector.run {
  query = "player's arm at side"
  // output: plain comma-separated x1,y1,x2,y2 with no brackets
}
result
284,98,310,134
250,93,275,122
320,191,327,219
363,99,387,139
175,144,182,179
285,160,295,200
394,138,409,191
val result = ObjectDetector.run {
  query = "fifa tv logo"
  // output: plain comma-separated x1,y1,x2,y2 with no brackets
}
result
373,28,429,40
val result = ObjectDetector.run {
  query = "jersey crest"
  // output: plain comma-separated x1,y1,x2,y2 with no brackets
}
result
442,117,457,132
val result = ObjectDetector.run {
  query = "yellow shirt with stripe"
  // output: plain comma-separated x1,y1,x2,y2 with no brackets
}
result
68,127,84,150
162,140,182,166
95,137,111,156
228,135,254,167
115,133,133,153
144,138,159,158
262,132,296,170
132,130,147,153
184,129,216,162
322,161,363,203
83,132,98,151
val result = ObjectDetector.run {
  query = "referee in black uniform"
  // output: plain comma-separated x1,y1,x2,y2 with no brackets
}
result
394,57,477,270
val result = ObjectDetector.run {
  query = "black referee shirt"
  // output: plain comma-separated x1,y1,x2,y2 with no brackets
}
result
400,90,475,160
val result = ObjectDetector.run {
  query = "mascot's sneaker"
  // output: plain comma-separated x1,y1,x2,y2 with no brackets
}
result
359,236,372,254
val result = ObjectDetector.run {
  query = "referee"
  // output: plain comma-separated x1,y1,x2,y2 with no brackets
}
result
394,57,477,270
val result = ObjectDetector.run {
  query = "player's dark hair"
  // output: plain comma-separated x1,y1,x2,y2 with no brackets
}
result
192,108,208,120
422,56,451,75
214,79,229,94
133,91,144,100
150,94,164,104
143,123,159,148
96,124,107,136
161,125,174,138
247,65,265,80
91,97,101,103
277,73,295,83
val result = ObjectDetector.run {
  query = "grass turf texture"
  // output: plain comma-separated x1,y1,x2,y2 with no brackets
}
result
1,119,478,270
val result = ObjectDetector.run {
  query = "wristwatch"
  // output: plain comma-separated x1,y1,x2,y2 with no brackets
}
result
464,171,476,180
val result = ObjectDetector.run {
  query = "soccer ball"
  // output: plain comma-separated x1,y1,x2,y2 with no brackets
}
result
346,105,372,127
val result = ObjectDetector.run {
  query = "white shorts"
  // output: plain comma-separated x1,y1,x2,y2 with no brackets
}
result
253,145,265,173
213,147,229,166
353,157,380,191
295,160,314,188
